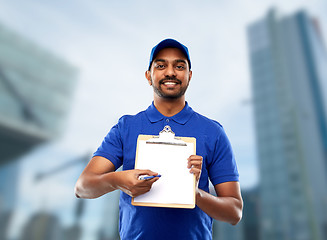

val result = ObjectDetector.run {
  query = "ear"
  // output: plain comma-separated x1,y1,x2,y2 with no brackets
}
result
188,70,193,83
145,70,152,86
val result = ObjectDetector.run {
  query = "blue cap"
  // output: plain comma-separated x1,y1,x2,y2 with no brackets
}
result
148,38,191,70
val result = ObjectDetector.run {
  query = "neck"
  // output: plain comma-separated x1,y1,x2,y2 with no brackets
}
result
153,95,186,117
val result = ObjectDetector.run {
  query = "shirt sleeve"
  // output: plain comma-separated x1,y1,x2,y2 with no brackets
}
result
93,122,123,170
208,128,239,185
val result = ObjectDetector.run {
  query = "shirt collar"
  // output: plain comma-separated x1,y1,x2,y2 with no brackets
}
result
145,101,194,125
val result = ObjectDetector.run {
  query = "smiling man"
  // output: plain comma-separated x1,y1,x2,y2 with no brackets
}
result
75,38,243,240
147,47,191,101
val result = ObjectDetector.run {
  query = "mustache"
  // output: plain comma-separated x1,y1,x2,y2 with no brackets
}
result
159,77,182,84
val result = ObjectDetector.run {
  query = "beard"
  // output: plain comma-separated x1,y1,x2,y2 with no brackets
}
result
151,77,189,99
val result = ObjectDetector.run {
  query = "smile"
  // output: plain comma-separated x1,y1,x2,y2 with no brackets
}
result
163,82,178,86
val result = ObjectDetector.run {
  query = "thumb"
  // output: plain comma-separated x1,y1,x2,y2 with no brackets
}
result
137,169,158,177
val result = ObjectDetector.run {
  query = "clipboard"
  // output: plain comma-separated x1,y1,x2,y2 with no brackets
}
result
132,125,196,209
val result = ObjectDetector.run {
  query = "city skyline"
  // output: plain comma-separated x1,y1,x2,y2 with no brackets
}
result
248,8,327,240
0,0,324,190
0,1,326,240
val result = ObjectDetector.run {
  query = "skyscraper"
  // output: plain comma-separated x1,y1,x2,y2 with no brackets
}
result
0,22,77,239
247,9,327,240
0,22,78,166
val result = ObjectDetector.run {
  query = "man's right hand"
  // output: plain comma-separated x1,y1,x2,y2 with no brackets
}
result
113,169,160,197
75,156,160,199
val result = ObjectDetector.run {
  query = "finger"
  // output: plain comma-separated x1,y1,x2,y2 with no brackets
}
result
189,168,201,180
136,179,159,195
187,160,202,169
137,169,159,177
138,176,161,183
130,185,152,197
188,159,202,165
148,176,160,183
189,167,201,175
188,155,203,160
187,155,203,165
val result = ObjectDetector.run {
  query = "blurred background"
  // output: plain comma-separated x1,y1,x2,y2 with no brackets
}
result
0,0,326,239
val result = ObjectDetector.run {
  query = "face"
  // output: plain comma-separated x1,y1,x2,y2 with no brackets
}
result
146,48,192,100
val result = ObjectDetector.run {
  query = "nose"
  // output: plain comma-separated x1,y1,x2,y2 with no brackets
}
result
165,64,176,78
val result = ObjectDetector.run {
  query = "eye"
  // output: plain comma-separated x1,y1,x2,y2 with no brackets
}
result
176,65,185,70
155,64,165,69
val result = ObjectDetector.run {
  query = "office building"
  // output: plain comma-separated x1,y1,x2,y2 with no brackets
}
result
247,9,327,240
20,212,63,240
241,187,259,240
0,22,78,166
0,162,19,239
213,220,244,240
97,191,120,240
212,187,259,240
0,22,77,239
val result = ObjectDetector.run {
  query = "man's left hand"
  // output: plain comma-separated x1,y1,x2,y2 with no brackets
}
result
187,155,203,185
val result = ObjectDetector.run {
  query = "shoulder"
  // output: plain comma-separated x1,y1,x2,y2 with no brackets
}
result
114,110,147,135
117,110,146,125
192,111,224,134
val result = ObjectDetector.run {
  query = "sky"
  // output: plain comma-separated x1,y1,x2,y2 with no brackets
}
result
0,0,326,239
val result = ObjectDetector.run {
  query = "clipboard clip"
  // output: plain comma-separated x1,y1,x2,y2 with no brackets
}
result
146,125,187,146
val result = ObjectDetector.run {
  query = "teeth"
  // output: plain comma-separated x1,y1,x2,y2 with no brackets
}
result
163,82,177,86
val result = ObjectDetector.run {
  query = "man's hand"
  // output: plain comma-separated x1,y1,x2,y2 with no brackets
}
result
74,156,161,199
187,155,203,186
114,169,160,197
186,155,243,225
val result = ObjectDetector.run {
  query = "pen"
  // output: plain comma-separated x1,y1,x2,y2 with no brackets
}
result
138,175,161,180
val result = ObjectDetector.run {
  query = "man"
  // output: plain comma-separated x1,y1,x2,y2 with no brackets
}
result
75,38,243,240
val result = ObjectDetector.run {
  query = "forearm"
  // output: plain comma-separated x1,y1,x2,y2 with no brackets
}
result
75,171,118,199
75,167,160,199
196,188,243,225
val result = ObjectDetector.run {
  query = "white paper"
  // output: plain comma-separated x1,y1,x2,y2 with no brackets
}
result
134,140,194,205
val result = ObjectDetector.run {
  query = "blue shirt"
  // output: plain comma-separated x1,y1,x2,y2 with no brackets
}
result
94,102,239,240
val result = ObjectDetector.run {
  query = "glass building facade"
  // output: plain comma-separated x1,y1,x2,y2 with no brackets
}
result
0,22,77,239
247,9,327,240
0,22,78,166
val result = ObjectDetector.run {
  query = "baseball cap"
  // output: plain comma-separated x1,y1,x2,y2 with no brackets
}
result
148,38,191,70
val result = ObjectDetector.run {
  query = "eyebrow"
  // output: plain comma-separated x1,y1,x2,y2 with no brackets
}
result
154,59,166,63
176,59,187,64
154,59,187,64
